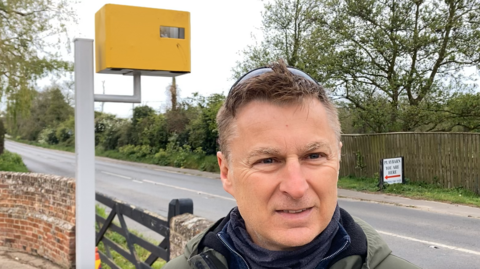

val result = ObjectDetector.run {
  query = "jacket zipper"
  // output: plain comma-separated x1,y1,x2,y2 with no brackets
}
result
217,234,251,269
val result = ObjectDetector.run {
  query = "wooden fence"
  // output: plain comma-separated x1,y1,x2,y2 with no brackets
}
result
340,133,480,194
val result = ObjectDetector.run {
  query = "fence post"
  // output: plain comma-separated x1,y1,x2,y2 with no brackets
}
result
163,199,193,263
168,199,194,225
476,177,479,196
378,159,384,190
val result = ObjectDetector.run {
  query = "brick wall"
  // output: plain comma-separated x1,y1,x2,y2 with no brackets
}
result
169,213,214,260
0,172,76,268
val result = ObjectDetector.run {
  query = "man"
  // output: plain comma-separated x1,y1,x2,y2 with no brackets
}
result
164,60,419,269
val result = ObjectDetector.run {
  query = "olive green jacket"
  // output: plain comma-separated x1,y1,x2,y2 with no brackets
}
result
164,216,420,269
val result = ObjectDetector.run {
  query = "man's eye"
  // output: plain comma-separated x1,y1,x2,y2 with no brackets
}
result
307,153,324,159
260,158,275,164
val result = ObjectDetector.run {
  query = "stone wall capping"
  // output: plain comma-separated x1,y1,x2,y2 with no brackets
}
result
169,213,214,260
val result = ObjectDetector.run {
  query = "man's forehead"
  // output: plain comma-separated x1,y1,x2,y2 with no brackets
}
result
224,98,340,160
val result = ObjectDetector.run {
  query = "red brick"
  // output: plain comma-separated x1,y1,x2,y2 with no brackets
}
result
0,172,75,268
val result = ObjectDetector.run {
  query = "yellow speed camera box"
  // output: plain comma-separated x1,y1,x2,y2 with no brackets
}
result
95,4,190,76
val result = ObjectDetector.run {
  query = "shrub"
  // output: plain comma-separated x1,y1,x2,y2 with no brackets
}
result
38,127,59,145
118,145,153,160
0,151,29,172
56,126,72,143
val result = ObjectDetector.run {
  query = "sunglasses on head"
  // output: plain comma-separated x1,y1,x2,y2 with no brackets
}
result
230,66,319,92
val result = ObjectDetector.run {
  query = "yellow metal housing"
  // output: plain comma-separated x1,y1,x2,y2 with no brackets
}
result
95,4,190,76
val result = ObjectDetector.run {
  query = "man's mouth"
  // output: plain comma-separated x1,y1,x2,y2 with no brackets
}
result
278,207,312,214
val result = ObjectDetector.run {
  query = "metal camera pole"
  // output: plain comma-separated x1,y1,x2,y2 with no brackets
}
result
74,38,95,269
74,38,141,268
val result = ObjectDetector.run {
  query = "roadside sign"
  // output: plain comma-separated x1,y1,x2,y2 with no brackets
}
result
380,157,404,186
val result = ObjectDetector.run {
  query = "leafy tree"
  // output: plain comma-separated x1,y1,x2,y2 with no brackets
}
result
94,113,131,149
7,85,73,140
233,0,320,77
0,0,76,122
127,106,169,149
316,0,480,131
186,93,225,154
439,92,480,131
235,0,480,132
56,115,74,146
165,106,190,145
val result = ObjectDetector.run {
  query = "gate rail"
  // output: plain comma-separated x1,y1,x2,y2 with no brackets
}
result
95,192,193,269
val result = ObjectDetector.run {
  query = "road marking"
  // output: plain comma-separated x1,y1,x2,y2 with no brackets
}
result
154,168,182,174
142,179,235,202
101,171,131,179
378,230,480,256
132,180,143,184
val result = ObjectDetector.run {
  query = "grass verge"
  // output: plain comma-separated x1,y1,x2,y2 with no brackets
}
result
338,176,480,208
0,150,29,172
95,205,166,269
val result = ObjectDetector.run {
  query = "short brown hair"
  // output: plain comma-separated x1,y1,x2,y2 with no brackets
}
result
216,60,340,158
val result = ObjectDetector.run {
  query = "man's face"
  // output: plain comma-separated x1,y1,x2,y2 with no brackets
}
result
217,98,341,251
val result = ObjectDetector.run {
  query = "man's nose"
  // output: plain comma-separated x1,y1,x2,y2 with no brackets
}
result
279,158,309,199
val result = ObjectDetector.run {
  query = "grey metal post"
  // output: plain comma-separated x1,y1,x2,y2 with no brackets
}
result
134,71,141,96
74,38,95,269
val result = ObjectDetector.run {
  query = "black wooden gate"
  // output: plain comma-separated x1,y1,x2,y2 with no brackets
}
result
95,192,193,269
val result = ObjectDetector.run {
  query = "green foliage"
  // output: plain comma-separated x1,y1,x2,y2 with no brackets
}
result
234,0,480,133
185,93,225,155
38,127,58,145
56,116,74,146
354,151,366,175
124,106,170,149
8,90,225,172
232,0,320,78
6,86,74,141
119,145,154,160
0,0,77,125
440,92,480,131
0,150,29,172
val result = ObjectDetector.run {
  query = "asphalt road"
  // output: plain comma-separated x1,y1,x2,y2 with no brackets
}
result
5,140,480,269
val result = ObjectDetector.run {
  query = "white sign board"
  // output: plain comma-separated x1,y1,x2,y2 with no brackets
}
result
382,157,403,184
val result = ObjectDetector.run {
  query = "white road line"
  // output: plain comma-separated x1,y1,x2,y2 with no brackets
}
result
101,171,131,180
154,168,182,174
378,230,480,256
142,179,236,202
132,180,143,184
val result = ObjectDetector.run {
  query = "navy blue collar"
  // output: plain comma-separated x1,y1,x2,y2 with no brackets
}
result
217,208,351,269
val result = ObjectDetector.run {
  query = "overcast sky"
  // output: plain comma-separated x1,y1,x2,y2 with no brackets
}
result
74,0,265,117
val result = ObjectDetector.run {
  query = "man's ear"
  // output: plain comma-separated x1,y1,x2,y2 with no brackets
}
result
217,151,234,196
